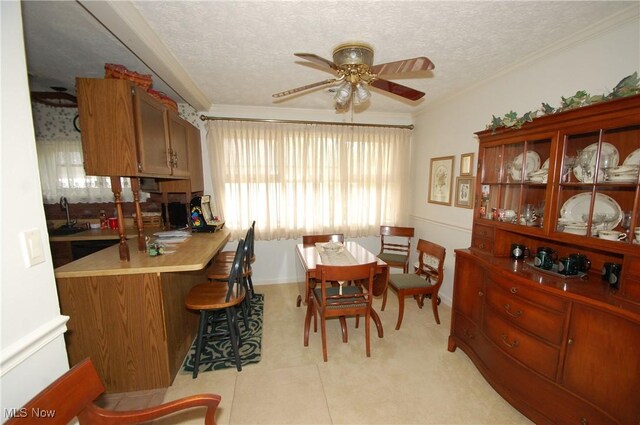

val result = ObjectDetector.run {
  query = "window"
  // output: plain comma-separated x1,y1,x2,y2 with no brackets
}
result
36,139,147,204
207,120,411,240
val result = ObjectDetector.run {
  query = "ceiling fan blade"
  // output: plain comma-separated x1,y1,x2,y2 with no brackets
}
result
273,78,339,98
370,78,425,101
370,56,434,76
294,53,339,71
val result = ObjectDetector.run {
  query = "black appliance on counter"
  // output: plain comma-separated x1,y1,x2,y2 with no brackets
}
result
162,202,189,228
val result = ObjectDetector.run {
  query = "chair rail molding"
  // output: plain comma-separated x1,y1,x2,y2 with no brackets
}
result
0,315,69,376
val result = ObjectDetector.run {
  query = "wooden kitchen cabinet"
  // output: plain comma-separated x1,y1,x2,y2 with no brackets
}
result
159,122,204,193
76,77,192,178
450,95,640,425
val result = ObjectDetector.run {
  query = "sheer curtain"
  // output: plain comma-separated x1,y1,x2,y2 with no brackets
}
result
207,120,411,240
37,138,145,204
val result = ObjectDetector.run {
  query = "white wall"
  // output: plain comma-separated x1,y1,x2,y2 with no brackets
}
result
0,2,70,418
410,11,640,306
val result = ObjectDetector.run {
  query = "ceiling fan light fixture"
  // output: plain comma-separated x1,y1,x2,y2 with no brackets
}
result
332,42,374,67
353,82,371,105
334,81,352,107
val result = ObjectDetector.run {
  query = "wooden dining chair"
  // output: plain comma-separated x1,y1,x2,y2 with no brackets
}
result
297,233,345,307
304,262,377,361
377,225,415,273
187,241,247,378
4,358,221,424
381,238,446,330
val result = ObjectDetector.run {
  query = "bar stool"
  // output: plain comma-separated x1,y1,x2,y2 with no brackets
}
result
209,224,255,298
213,221,256,265
186,241,246,378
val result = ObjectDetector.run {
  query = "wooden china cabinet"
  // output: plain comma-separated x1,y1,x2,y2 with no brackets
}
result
449,94,640,425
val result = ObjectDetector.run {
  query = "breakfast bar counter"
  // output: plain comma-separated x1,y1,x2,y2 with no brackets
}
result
54,228,230,278
55,229,230,393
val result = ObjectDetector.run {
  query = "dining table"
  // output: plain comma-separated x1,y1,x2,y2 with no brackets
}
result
296,241,390,338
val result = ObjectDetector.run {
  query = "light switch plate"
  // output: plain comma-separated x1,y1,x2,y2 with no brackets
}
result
20,228,45,267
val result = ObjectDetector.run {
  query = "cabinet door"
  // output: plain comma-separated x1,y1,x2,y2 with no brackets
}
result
562,303,640,424
134,87,172,176
167,111,190,177
452,254,484,323
76,78,139,176
159,122,204,193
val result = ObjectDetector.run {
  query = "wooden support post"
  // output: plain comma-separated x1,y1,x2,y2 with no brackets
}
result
110,176,130,261
130,177,146,252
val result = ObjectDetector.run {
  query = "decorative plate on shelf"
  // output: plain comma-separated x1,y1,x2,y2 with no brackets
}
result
572,142,619,183
510,151,541,181
559,192,622,231
623,148,640,166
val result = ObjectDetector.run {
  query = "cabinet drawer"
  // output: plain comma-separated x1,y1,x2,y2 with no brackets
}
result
453,312,481,346
486,284,565,345
473,224,494,240
484,309,559,381
490,272,567,313
623,255,640,277
471,236,493,253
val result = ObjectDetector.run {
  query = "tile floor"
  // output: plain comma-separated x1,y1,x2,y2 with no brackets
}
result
99,282,533,425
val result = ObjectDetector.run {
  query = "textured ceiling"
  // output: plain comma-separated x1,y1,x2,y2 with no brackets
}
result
21,1,636,114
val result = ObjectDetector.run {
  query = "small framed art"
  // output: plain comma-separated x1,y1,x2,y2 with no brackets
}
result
460,152,474,176
428,156,454,205
454,176,475,208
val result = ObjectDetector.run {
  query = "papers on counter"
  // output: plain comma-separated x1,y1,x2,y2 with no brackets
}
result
153,230,192,244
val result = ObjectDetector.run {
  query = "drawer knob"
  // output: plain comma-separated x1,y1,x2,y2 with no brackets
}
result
463,328,475,339
501,333,519,349
503,303,523,318
580,418,588,425
510,287,518,294
478,291,484,297
568,338,574,345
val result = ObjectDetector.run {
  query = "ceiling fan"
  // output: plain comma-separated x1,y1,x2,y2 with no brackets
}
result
273,42,434,110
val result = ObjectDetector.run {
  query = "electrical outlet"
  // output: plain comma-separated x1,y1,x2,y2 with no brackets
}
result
20,229,45,267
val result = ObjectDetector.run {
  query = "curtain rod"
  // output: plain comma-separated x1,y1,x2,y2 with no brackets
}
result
199,115,414,130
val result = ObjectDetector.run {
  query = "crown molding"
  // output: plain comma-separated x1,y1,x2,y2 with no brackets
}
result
78,0,211,111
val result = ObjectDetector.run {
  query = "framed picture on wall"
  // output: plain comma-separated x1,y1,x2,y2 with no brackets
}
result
454,176,475,208
460,152,474,176
428,156,454,205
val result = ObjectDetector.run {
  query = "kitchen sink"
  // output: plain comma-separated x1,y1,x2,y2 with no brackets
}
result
48,226,86,236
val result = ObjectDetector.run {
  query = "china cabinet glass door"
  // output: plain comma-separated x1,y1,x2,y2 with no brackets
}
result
556,125,640,244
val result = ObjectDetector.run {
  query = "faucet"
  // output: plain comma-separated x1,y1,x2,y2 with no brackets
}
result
60,196,76,228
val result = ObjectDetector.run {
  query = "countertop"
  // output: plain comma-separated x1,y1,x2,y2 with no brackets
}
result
48,227,140,242
54,228,231,278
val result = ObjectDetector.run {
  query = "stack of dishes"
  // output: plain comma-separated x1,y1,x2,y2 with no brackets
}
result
607,164,639,182
528,158,549,183
607,148,640,182
557,218,596,236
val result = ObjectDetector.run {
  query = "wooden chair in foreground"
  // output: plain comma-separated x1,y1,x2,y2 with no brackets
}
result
5,358,221,425
297,233,345,307
305,262,377,361
377,225,414,273
381,238,446,330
